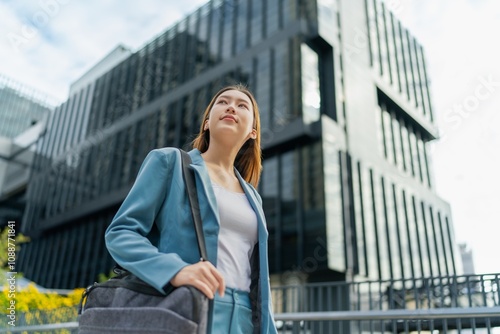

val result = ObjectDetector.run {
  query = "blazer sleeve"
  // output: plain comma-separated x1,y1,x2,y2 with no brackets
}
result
105,148,189,294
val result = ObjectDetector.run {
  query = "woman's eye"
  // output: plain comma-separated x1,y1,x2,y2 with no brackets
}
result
219,100,227,104
239,104,248,109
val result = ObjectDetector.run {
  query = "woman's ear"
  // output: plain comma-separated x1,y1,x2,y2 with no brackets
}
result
203,119,209,130
250,129,257,139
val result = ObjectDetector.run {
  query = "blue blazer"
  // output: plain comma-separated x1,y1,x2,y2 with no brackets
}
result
105,148,277,333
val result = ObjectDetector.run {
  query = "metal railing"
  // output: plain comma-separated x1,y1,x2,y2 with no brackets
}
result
270,273,500,333
271,273,500,312
273,307,500,333
2,273,498,333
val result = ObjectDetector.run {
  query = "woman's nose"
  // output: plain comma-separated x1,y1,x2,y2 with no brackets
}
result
226,104,236,113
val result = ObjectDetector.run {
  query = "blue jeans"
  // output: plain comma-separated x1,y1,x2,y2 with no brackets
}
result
211,287,254,333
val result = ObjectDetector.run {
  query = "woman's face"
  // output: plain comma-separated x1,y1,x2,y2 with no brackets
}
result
204,89,257,144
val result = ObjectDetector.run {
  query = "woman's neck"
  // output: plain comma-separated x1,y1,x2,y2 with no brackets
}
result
201,143,239,176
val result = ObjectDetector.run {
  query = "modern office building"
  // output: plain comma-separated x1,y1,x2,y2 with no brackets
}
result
0,75,55,225
19,0,461,290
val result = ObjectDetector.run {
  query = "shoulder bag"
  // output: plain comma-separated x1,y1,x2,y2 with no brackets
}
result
78,149,209,334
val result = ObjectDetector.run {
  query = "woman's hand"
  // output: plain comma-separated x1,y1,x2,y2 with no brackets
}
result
170,261,225,299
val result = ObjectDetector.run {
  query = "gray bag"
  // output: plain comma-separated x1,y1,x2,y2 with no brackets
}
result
79,282,208,334
78,150,209,334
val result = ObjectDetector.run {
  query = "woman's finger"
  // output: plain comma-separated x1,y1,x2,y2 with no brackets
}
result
209,265,226,297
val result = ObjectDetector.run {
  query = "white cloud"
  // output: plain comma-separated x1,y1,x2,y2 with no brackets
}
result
0,0,208,101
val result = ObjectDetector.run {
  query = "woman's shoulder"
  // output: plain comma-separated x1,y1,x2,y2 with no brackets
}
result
139,147,183,172
145,147,184,161
150,147,180,156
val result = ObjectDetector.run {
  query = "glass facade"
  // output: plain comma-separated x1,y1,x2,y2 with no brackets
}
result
349,161,457,281
301,44,321,124
17,0,459,290
0,75,55,138
365,0,434,123
377,90,432,188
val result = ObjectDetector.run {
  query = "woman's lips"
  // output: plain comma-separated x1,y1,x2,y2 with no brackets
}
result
221,115,237,122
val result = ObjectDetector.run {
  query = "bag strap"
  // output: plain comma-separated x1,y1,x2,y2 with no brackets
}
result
179,149,208,262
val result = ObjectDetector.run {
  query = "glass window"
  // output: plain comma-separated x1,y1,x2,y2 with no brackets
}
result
411,38,424,112
437,212,451,276
363,167,378,279
250,0,263,46
352,161,367,277
209,1,222,62
401,29,414,105
281,150,298,202
429,206,444,277
281,150,299,269
386,181,403,280
255,51,271,131
417,45,434,122
391,113,403,170
221,0,235,60
283,0,298,25
374,0,388,81
382,106,394,164
396,21,410,100
302,142,327,270
375,104,386,158
272,41,290,129
301,142,324,211
406,32,420,108
260,151,277,188
409,195,425,277
235,0,249,54
267,0,280,36
444,216,458,275
396,187,412,279
417,135,428,186
389,13,402,93
409,129,421,182
400,121,409,173
373,172,390,280
262,156,278,270
322,141,344,272
380,3,394,85
415,43,429,118
301,44,321,124
366,0,379,71
381,177,401,279
197,5,210,72
419,200,434,277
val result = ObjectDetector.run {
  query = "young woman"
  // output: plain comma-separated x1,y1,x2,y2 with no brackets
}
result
105,84,278,333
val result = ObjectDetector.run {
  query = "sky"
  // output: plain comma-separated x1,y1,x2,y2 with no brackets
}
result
0,0,499,275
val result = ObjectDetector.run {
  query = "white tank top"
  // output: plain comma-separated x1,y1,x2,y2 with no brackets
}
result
212,182,258,292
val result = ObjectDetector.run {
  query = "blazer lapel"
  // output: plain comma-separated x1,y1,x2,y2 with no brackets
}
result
187,149,219,222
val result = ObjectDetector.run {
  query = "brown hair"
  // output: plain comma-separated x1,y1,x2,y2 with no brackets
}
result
192,84,262,187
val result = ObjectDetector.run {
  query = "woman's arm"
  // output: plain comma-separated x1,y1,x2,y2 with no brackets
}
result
105,149,189,293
